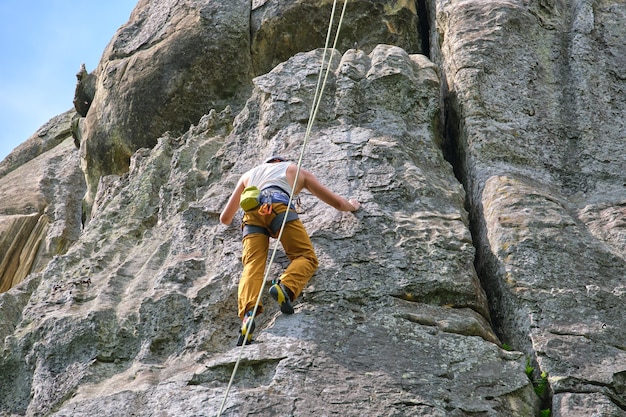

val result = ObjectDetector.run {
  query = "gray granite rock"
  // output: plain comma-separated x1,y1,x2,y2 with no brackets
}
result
1,1,624,415
436,0,626,413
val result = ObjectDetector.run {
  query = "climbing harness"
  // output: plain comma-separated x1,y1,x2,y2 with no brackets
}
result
241,186,300,237
217,1,349,415
241,210,300,238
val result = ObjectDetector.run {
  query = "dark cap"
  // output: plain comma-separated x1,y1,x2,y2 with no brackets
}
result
265,156,286,163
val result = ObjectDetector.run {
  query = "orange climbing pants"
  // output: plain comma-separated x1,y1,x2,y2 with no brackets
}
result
238,203,318,319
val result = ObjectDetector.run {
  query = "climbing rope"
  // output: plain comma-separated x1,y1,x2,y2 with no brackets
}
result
216,1,349,415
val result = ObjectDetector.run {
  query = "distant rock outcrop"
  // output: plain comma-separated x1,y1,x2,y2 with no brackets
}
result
0,1,624,416
73,64,96,117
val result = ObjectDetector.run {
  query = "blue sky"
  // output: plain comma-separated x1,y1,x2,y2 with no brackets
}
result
0,1,137,162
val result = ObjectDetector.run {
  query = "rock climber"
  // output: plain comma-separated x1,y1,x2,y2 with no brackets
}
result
220,156,360,345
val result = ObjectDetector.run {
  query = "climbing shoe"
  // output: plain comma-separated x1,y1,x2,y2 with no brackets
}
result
236,311,256,346
269,282,294,315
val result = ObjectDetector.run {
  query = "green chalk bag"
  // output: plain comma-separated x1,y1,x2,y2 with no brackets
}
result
240,186,261,211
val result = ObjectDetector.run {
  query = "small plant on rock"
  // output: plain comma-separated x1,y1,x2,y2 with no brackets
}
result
525,357,551,416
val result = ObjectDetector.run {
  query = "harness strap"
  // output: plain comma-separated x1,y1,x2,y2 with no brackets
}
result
269,210,299,234
242,210,299,238
261,186,296,210
242,224,270,237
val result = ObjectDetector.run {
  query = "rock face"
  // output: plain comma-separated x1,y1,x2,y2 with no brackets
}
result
0,111,84,293
78,0,423,218
435,0,626,414
79,0,254,215
0,1,624,416
250,0,422,75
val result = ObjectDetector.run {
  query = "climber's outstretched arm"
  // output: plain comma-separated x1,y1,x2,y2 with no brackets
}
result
288,165,360,212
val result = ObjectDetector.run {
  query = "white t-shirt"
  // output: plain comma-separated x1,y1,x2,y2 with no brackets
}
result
246,162,293,195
